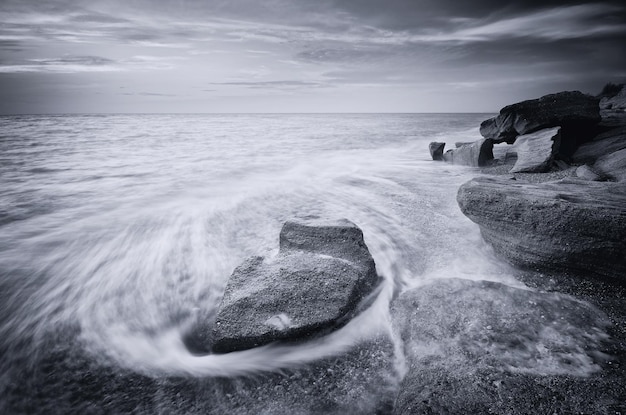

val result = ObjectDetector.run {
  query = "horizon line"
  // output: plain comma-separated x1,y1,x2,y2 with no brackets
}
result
0,111,498,116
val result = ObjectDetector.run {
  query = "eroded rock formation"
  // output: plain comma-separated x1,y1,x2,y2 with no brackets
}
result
457,177,626,281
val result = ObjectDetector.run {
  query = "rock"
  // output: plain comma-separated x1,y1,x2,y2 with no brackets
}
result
440,138,494,167
600,84,626,127
509,127,561,173
391,278,619,415
492,143,517,164
575,164,602,181
455,141,473,148
594,147,626,182
428,141,445,161
457,176,626,281
479,91,601,148
210,217,380,353
573,126,626,164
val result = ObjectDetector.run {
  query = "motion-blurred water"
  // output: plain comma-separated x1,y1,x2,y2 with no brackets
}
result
0,114,611,413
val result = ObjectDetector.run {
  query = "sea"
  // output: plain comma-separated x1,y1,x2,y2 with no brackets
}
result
0,114,611,413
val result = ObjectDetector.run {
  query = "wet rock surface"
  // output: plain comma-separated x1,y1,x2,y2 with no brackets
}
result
210,217,380,353
457,176,626,281
479,91,601,144
1,326,398,415
428,141,445,161
391,278,624,415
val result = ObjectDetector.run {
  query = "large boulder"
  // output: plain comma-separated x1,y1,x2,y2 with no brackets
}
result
509,127,561,173
480,91,601,148
457,176,626,281
440,138,494,167
391,278,619,415
210,217,380,353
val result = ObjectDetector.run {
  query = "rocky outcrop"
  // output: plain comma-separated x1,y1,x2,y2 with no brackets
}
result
210,217,380,353
441,138,494,167
572,125,626,164
457,176,626,281
600,84,626,127
391,278,618,415
428,142,445,161
480,91,601,148
509,127,560,173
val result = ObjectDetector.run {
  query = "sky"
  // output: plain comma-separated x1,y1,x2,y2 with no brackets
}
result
1,0,625,113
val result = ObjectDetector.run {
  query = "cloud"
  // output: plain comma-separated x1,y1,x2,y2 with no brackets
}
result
0,55,120,73
0,0,625,113
413,3,626,43
208,80,330,89
120,92,177,96
0,54,182,73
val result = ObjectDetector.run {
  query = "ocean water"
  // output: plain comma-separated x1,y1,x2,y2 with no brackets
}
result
0,114,613,413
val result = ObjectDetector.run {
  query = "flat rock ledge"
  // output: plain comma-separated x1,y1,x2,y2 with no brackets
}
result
210,217,380,353
457,176,626,281
391,278,620,415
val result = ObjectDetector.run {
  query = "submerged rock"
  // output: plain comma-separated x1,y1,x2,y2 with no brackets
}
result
440,138,494,167
509,127,561,173
391,278,619,415
428,142,445,161
211,217,380,353
457,176,626,281
480,91,601,145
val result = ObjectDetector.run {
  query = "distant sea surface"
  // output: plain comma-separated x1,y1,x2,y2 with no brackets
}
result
1,113,520,412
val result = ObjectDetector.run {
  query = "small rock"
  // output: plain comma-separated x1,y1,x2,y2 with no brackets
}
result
429,142,445,161
575,164,602,181
441,138,494,167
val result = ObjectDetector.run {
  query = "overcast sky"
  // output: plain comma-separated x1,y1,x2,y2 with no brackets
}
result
1,0,625,113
